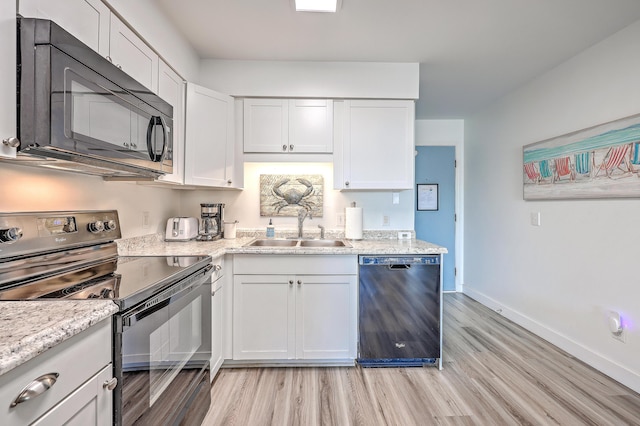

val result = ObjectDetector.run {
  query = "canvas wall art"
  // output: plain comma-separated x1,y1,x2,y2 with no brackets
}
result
523,113,640,200
260,174,324,217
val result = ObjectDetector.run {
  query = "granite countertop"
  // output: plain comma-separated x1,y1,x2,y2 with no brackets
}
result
117,232,448,257
0,300,118,376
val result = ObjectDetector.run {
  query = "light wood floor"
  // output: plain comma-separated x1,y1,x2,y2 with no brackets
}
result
202,293,640,425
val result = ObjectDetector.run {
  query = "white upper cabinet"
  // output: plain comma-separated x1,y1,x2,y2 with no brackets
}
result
335,100,415,190
19,0,110,56
184,83,237,188
243,98,333,154
108,14,159,92
156,60,185,184
0,0,17,158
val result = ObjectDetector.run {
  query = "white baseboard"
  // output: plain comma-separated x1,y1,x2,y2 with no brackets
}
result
463,286,640,394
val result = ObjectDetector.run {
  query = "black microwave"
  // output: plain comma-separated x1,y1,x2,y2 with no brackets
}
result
14,18,173,178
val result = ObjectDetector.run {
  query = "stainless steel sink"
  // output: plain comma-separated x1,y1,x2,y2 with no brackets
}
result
247,239,299,247
298,239,349,247
245,239,350,248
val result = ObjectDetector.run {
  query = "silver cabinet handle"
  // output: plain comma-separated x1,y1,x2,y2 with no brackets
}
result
2,137,20,148
10,373,59,407
103,377,118,391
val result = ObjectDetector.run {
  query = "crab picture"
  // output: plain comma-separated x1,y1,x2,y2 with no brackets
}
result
260,174,323,217
271,178,316,212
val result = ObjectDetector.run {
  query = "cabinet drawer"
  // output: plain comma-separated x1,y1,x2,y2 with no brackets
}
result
233,255,357,275
0,319,111,426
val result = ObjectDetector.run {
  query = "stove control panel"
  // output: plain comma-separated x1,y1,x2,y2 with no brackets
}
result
0,210,121,258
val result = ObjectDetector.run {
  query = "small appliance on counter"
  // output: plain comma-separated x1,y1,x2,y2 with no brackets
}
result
197,203,224,241
165,217,199,241
223,220,238,239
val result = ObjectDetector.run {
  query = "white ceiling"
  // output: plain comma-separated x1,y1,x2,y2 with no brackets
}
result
153,0,640,119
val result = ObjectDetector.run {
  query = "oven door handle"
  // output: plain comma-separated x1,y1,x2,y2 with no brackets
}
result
122,265,213,328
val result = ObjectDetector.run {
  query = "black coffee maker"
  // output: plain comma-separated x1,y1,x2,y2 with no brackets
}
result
197,203,224,241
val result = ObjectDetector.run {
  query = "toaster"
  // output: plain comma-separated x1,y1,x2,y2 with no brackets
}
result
165,217,199,241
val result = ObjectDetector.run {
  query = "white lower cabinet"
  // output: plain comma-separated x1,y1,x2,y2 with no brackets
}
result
0,319,114,426
232,255,357,362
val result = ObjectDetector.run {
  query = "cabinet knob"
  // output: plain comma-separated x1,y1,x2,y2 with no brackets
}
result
227,179,232,185
103,377,118,391
282,144,287,151
297,280,302,286
10,373,59,407
2,137,20,148
289,280,294,286
106,55,113,63
289,144,294,151
345,181,350,187
213,264,222,271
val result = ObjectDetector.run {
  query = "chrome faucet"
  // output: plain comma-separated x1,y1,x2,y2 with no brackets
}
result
318,224,325,239
297,209,312,238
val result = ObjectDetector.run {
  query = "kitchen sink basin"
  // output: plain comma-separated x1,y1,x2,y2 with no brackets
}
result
247,239,299,247
245,239,351,248
298,239,349,247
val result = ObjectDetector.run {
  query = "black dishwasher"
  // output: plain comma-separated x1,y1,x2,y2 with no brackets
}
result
358,255,442,368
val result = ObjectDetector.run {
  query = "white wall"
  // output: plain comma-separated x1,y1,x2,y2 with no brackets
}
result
179,163,415,232
415,119,464,291
199,60,419,100
464,20,640,392
0,163,181,238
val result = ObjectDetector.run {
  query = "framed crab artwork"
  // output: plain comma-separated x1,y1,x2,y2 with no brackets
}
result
259,174,323,217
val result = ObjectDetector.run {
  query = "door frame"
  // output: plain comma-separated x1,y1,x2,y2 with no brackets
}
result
414,120,464,292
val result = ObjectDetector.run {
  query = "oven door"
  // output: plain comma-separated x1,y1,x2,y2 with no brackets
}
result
113,266,212,426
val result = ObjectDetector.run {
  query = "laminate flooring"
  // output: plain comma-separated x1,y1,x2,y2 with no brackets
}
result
202,293,640,425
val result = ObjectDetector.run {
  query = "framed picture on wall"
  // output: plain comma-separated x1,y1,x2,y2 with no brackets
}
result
417,184,438,211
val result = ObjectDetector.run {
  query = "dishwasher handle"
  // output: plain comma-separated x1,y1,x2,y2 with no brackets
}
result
359,255,440,266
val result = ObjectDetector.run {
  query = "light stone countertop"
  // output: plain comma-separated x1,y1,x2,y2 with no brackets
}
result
0,300,118,376
117,233,448,257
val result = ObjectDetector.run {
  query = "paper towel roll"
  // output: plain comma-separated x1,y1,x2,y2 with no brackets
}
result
345,207,363,240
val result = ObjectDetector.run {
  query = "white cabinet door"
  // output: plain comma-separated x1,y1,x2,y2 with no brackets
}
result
31,365,113,426
233,275,295,360
108,14,158,92
0,1,17,158
156,60,185,184
243,99,333,154
289,99,333,153
243,99,289,153
184,83,236,188
19,0,110,56
296,275,357,359
337,100,415,190
210,285,224,381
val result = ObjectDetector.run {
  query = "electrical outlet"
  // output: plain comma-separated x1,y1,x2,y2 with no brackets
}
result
398,231,411,240
609,311,626,343
530,212,541,226
142,211,150,229
336,213,345,227
382,215,390,226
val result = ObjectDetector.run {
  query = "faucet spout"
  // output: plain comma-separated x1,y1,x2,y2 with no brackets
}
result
297,209,311,238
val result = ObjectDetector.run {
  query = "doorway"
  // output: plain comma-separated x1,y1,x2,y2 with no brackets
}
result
415,146,456,291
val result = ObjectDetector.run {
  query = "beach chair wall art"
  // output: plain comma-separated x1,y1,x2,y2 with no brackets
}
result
523,112,640,200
